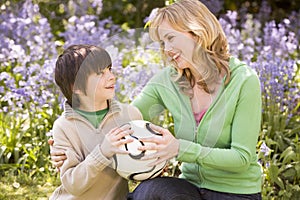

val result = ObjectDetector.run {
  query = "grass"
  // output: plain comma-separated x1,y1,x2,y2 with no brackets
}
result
0,171,60,200
0,170,143,200
0,161,181,199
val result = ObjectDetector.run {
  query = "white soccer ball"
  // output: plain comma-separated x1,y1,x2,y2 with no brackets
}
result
112,120,167,181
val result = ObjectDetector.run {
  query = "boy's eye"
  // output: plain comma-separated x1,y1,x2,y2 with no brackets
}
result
96,71,104,75
96,66,112,75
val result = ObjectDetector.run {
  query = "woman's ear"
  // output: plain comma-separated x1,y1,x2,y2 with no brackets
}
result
193,34,200,43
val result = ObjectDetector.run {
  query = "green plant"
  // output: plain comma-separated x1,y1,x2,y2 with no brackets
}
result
258,110,300,199
0,99,62,177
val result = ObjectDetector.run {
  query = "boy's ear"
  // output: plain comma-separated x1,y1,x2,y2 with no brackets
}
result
73,89,83,95
72,84,83,95
73,89,83,94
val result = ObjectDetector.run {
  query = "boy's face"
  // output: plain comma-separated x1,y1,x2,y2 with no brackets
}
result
84,66,116,104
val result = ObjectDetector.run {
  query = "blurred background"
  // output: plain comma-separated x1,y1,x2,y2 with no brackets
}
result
0,0,299,199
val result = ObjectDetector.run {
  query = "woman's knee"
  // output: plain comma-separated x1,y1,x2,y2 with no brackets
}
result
128,177,201,200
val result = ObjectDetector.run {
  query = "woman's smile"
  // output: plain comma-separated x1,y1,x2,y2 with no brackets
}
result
158,20,197,70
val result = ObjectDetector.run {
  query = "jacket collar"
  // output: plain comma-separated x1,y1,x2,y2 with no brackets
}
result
63,99,121,119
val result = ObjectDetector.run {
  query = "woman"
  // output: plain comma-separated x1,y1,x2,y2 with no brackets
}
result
51,0,262,199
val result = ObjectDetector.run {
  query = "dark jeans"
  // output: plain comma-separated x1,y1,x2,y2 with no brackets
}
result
127,177,261,200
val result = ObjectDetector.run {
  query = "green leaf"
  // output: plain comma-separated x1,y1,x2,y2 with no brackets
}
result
295,162,300,179
273,114,280,131
279,114,288,131
281,166,296,180
274,177,285,189
269,164,279,183
287,126,300,137
280,147,296,165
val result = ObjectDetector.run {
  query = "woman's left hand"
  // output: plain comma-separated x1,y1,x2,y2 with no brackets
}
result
138,123,179,166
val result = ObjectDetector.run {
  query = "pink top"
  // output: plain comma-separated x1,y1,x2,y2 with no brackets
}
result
193,109,207,125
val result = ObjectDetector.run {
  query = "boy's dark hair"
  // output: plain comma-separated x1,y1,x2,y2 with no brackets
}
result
55,44,112,108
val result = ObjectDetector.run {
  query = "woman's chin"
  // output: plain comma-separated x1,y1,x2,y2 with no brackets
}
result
175,61,191,70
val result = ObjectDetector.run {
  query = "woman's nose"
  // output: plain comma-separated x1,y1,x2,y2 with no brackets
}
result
164,45,175,58
165,47,176,59
164,42,172,53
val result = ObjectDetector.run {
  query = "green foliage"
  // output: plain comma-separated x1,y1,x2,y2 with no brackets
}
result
0,0,299,199
258,107,300,199
0,100,62,177
100,0,165,29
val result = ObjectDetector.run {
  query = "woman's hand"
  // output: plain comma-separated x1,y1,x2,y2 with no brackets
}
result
100,124,134,159
138,124,179,166
48,138,67,171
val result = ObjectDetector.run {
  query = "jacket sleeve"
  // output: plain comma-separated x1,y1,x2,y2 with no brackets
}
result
177,74,262,173
52,120,112,196
127,104,144,121
131,82,165,121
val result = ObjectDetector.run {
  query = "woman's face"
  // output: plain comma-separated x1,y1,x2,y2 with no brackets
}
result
157,20,197,71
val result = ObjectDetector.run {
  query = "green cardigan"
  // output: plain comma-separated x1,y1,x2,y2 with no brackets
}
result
132,57,262,194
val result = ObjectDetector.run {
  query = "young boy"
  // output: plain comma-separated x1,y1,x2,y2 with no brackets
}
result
50,44,142,200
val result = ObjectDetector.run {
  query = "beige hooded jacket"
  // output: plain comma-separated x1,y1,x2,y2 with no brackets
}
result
50,100,142,200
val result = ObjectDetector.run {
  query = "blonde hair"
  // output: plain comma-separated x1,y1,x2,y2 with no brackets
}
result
149,0,230,94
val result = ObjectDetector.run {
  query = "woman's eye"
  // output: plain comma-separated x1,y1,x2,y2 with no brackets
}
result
160,40,165,46
167,36,174,41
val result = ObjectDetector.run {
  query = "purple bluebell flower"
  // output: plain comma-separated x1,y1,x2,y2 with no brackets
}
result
0,0,57,114
60,15,119,48
218,1,299,123
260,142,271,156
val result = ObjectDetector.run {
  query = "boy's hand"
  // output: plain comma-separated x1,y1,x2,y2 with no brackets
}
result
48,138,66,171
100,124,134,159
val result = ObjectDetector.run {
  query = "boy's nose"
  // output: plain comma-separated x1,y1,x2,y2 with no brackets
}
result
108,71,115,80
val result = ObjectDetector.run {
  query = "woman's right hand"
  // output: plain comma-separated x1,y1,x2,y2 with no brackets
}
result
48,138,67,171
